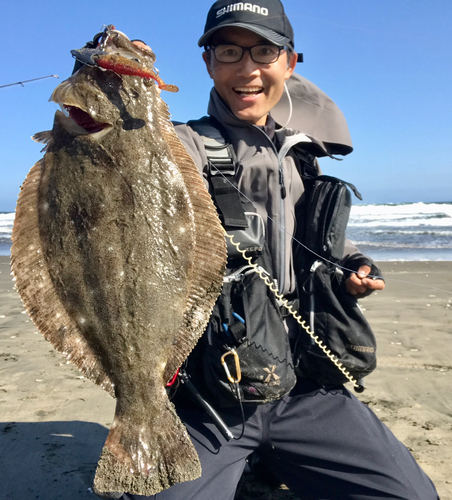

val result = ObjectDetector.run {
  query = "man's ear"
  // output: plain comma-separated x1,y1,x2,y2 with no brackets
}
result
285,51,298,80
202,51,214,79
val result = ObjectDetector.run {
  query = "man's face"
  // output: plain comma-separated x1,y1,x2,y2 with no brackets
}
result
203,27,297,126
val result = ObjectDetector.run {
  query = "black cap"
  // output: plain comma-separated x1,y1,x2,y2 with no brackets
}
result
199,0,295,49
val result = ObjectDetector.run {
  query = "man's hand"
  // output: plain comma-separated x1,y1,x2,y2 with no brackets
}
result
345,265,385,296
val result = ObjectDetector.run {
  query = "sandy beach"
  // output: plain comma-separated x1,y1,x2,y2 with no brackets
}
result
1,255,451,499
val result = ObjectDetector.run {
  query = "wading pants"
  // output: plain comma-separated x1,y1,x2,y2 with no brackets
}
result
119,379,439,500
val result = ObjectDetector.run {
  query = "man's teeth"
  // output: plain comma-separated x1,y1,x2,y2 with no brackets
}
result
234,87,263,94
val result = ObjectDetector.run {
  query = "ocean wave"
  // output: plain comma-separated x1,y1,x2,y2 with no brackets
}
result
351,213,451,222
352,201,452,213
368,229,452,236
349,202,452,224
0,212,14,220
350,239,452,250
349,203,452,228
350,213,451,222
349,218,452,229
0,213,14,235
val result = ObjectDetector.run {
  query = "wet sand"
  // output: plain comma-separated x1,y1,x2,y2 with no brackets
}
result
1,256,451,499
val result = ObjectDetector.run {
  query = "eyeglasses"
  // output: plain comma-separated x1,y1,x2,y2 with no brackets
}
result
207,44,286,64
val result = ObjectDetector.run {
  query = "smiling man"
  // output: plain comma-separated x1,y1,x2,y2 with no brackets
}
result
117,1,439,499
202,26,297,125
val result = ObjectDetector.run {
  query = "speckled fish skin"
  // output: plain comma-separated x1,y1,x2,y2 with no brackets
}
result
10,28,226,496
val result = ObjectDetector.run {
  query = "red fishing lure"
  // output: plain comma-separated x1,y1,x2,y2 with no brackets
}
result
93,53,179,93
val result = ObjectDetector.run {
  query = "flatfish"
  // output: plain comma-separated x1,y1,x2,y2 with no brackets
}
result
11,26,226,496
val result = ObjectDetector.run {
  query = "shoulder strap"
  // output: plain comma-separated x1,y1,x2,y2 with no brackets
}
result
187,116,234,174
288,144,362,200
287,144,319,180
187,116,248,229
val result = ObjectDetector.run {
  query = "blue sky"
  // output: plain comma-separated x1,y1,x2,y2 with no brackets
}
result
1,0,451,211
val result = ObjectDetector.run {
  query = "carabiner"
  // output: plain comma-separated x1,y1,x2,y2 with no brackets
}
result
221,349,242,383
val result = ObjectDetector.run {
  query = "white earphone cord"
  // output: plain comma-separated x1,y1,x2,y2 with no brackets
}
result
282,81,293,128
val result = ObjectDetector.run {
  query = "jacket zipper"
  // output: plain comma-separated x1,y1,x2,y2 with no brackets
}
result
252,125,287,294
277,162,286,294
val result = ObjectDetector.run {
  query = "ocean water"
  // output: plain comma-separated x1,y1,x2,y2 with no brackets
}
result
1,202,452,261
346,202,452,261
0,212,14,257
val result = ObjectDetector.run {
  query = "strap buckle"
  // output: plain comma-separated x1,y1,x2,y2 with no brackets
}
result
207,143,236,177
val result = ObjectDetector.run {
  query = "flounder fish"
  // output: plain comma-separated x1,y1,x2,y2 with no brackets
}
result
11,26,226,496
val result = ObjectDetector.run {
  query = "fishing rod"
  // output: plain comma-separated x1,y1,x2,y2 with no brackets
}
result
0,74,59,89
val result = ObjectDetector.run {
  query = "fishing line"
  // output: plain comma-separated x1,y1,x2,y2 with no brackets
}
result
209,162,370,275
370,278,452,296
209,163,452,296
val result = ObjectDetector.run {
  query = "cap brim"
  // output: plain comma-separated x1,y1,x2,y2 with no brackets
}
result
198,22,292,48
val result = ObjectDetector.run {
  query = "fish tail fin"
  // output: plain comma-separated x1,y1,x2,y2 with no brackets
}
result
93,400,201,496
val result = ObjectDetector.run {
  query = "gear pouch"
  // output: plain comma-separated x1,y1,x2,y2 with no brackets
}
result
294,260,377,388
201,265,297,407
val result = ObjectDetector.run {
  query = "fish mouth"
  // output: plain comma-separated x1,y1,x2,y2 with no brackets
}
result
50,80,113,138
64,105,109,134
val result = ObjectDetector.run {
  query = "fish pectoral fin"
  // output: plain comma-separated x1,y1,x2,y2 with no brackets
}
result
93,401,201,496
32,130,52,144
32,131,53,152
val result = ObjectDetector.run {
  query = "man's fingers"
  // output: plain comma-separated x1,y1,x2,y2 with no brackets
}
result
346,265,385,295
357,265,371,278
346,274,368,295
362,277,386,291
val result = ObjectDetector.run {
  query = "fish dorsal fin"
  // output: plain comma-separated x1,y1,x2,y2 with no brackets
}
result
10,159,115,396
155,98,227,382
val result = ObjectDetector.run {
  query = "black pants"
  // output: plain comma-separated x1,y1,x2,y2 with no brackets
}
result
120,379,439,500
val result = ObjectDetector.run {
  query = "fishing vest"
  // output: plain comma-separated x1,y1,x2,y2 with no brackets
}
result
185,116,377,406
